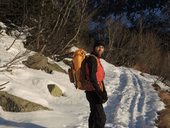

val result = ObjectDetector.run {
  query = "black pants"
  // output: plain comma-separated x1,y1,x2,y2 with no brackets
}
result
85,91,106,128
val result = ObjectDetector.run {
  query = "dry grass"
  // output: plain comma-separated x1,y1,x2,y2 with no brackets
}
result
102,21,169,80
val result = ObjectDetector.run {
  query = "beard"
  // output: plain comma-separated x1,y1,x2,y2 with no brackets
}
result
96,52,103,58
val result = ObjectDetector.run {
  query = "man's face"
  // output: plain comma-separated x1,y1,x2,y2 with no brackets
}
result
94,45,104,57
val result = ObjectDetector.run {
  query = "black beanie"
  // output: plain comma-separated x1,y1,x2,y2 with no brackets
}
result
93,40,105,50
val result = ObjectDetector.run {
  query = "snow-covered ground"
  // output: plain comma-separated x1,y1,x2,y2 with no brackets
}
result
0,22,167,128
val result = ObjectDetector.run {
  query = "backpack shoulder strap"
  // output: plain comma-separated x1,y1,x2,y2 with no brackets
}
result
87,54,97,61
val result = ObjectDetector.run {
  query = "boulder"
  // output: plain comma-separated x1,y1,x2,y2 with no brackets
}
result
47,84,63,97
0,91,49,112
23,53,66,74
23,53,48,70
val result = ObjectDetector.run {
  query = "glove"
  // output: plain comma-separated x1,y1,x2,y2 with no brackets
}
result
94,83,108,104
96,90,108,104
101,91,108,103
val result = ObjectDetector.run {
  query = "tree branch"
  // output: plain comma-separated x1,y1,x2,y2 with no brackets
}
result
0,81,9,87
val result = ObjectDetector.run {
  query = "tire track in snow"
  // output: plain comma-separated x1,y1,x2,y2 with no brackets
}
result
128,72,146,128
133,73,159,128
128,75,139,128
133,74,146,128
113,69,142,128
105,68,128,126
105,68,148,128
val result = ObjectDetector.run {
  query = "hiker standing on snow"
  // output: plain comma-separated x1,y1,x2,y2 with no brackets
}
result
85,40,108,128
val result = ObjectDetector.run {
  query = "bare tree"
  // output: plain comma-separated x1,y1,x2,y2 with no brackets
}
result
25,0,89,56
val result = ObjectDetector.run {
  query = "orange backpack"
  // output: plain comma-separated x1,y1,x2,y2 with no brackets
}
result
68,49,95,91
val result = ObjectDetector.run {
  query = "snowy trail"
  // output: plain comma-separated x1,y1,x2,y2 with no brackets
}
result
103,63,163,128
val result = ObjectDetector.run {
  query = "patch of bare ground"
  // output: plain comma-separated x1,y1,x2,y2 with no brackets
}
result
153,84,170,128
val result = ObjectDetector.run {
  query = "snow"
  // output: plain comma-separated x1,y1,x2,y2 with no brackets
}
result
0,24,167,128
0,22,7,28
68,46,79,53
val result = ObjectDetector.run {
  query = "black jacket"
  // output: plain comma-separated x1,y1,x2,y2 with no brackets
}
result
85,52,108,104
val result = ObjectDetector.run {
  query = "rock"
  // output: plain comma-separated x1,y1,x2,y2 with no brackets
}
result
47,84,63,97
23,53,66,74
23,53,48,70
0,91,49,112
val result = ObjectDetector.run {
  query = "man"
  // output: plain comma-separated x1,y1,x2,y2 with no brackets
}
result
85,40,108,128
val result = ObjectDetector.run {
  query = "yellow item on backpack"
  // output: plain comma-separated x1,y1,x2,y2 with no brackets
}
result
68,49,95,91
